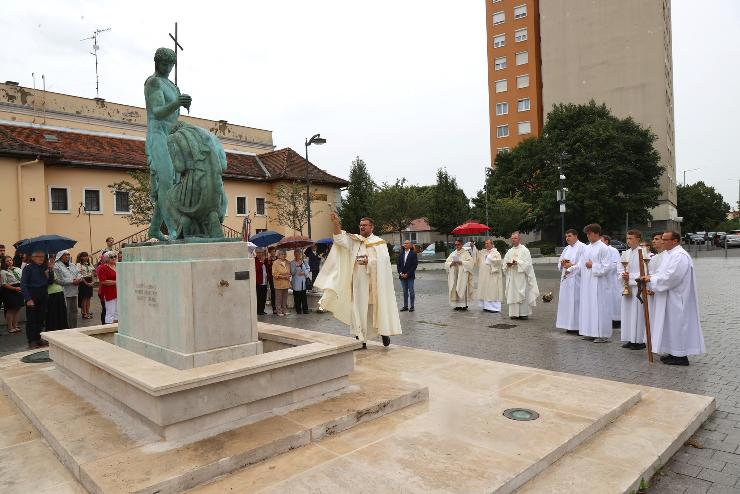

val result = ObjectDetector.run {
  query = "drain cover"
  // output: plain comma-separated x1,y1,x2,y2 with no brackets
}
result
488,323,517,329
21,351,52,363
503,408,539,421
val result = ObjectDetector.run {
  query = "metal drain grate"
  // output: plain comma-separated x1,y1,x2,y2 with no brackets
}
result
503,408,539,421
488,323,517,329
21,351,52,363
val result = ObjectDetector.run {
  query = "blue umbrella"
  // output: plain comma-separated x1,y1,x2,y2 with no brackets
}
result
250,230,284,247
17,234,77,255
316,237,334,245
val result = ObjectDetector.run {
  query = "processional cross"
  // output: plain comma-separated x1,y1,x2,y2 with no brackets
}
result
169,22,184,85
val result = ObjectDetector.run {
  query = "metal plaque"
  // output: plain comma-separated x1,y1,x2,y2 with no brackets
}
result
234,271,250,280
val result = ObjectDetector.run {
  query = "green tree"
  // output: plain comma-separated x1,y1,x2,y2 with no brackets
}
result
108,169,153,226
339,156,376,231
471,193,534,237
677,181,731,232
428,168,470,237
371,179,426,245
484,101,663,238
267,181,311,234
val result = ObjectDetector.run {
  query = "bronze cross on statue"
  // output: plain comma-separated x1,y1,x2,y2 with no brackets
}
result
169,22,184,85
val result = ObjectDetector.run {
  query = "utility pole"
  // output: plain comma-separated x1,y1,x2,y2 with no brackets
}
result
81,28,112,98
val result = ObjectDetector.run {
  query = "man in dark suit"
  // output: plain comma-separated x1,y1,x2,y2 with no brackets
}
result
397,240,418,312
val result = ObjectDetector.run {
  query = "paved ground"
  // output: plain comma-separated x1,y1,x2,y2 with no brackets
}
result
1,247,739,492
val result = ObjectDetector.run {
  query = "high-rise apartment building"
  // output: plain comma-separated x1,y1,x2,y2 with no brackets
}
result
485,0,679,230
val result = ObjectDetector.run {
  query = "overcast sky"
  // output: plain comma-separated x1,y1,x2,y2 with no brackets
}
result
1,1,738,209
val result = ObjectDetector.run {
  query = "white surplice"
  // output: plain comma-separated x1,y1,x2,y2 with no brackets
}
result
648,246,705,356
476,248,504,312
315,231,402,342
607,245,622,321
555,241,586,331
445,249,475,308
578,240,613,338
647,250,666,323
619,247,646,343
502,245,540,317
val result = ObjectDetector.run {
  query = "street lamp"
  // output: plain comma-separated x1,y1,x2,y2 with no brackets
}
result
683,168,699,186
484,166,492,228
304,133,326,239
552,151,569,246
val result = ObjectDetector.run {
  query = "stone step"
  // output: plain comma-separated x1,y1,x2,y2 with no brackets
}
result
0,358,427,494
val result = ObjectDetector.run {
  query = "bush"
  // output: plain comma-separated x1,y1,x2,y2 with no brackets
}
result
526,240,556,256
493,239,509,253
435,241,446,253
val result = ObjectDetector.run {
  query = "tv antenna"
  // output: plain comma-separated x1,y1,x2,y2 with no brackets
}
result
81,27,112,97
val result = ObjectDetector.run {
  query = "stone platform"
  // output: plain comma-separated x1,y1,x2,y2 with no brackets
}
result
0,328,714,494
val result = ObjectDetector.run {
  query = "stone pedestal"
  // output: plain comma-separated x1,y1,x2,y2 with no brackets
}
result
115,242,262,369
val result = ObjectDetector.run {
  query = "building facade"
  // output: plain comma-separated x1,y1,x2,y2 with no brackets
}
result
485,0,679,230
0,83,347,255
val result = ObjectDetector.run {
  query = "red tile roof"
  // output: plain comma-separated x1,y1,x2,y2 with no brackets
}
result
0,124,348,186
406,218,433,231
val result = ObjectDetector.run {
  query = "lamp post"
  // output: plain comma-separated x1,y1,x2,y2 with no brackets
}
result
304,133,326,239
553,151,569,246
683,168,699,186
484,166,491,229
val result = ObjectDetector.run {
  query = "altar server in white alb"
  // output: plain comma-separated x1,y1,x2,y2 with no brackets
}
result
646,232,666,323
578,224,613,343
641,231,705,366
556,229,586,334
476,239,504,313
445,239,475,311
601,235,622,329
315,213,402,348
502,232,539,319
619,230,647,351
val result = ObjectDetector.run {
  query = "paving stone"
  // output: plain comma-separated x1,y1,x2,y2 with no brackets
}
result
698,468,740,487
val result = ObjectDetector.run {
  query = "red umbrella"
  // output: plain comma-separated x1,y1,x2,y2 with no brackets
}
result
276,235,314,250
451,222,491,235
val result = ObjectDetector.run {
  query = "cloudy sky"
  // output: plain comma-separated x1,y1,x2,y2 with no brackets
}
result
1,1,739,209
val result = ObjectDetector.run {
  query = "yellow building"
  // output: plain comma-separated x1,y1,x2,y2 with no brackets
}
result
0,82,347,256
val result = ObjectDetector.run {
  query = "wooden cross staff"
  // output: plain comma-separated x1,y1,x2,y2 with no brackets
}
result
169,22,184,85
637,249,654,363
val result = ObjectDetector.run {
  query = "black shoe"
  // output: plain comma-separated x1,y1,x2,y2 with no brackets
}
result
461,306,468,311
663,355,689,366
660,354,673,362
409,307,415,312
400,307,408,312
566,330,579,335
612,321,621,329
518,316,528,320
362,342,367,349
382,335,391,347
622,342,633,349
257,312,267,315
630,343,647,350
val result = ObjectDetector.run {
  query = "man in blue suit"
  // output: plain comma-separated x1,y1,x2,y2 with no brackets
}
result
397,239,418,312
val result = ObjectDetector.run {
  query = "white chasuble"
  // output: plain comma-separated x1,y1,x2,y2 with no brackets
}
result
556,241,586,331
315,232,402,342
445,249,475,308
619,247,646,343
502,245,540,317
648,246,705,357
476,248,504,312
578,240,613,338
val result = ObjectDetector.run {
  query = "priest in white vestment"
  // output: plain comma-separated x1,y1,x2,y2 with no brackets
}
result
445,239,475,310
578,224,613,342
601,236,622,327
502,232,540,319
646,233,666,323
315,213,402,348
556,229,586,334
642,231,705,366
619,230,647,350
476,239,504,313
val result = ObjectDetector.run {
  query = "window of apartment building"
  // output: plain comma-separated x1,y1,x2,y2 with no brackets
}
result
515,28,528,42
49,187,69,213
517,98,530,112
114,190,131,214
495,102,509,115
255,197,266,216
492,11,505,25
83,188,102,213
496,147,511,154
516,74,530,88
493,34,505,48
495,79,507,93
236,195,248,216
518,121,532,135
515,51,528,65
496,125,509,138
494,56,507,70
514,5,527,19
492,0,502,3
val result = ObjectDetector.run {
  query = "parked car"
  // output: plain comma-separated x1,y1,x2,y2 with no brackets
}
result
688,234,705,244
609,239,628,252
420,243,438,259
726,234,740,248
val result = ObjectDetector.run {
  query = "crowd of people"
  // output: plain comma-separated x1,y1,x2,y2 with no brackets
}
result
0,237,120,349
